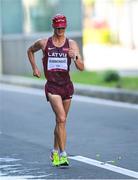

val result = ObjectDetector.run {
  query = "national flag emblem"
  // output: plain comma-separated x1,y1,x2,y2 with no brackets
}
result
63,48,69,52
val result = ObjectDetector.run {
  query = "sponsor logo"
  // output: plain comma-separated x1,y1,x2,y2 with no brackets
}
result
48,47,56,50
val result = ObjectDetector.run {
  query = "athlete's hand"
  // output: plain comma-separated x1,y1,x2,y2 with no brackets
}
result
33,67,41,78
68,48,76,59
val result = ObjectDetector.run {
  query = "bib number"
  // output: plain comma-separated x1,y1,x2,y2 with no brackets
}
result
48,57,67,71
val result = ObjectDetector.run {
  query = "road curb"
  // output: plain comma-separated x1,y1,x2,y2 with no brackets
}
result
74,84,138,104
0,75,138,104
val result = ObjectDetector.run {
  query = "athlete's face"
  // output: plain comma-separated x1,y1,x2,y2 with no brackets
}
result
54,27,66,36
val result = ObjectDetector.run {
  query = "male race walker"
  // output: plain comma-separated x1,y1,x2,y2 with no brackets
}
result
27,14,84,166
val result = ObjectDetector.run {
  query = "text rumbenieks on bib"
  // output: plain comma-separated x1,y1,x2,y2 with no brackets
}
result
47,57,68,71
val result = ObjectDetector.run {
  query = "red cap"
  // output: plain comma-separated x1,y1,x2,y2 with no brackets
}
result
52,14,67,28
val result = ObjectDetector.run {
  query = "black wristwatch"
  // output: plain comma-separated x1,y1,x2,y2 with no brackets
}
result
74,55,78,62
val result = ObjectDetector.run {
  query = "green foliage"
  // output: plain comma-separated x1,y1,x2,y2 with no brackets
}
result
102,70,120,82
70,70,138,91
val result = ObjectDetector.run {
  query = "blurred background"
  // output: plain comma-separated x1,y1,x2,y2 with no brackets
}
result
0,0,82,75
83,0,138,73
0,0,138,90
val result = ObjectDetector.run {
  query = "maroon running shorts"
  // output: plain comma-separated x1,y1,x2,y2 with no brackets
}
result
45,81,74,101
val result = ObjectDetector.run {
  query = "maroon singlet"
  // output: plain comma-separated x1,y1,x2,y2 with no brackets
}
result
42,37,74,100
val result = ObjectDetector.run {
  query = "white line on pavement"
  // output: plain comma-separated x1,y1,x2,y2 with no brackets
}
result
73,95,138,110
0,83,138,110
69,156,138,178
0,83,44,96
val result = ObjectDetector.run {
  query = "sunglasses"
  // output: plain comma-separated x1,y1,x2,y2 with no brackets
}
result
55,27,65,30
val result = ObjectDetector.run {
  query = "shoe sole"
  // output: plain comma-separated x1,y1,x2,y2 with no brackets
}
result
60,162,69,166
51,162,70,168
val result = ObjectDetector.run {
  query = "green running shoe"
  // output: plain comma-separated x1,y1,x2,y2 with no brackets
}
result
50,151,60,166
59,155,69,166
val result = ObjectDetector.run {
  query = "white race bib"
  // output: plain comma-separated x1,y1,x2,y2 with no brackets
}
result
48,57,67,71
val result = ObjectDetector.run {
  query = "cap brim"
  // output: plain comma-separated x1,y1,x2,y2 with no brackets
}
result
53,22,66,28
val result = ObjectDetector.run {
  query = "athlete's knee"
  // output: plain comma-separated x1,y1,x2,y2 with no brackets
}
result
57,114,66,123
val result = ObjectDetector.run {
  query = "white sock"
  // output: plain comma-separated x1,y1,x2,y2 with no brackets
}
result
52,149,58,153
60,151,67,157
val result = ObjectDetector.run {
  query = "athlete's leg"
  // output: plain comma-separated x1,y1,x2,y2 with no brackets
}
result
54,126,59,150
62,98,72,148
48,93,67,152
53,98,72,151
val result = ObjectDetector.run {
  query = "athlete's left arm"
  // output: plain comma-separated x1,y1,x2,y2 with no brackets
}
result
68,40,84,71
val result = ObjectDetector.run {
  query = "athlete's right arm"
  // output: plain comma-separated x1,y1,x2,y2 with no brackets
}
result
27,39,47,78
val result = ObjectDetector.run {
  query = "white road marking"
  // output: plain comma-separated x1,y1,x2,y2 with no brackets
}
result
69,156,138,178
0,174,52,180
0,83,138,110
0,164,21,168
0,158,21,162
0,157,52,179
0,175,47,180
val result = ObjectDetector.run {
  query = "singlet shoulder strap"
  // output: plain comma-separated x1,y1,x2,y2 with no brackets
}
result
44,37,52,51
65,38,70,48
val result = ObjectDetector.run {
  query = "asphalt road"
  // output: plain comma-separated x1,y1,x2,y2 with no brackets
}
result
0,84,138,179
